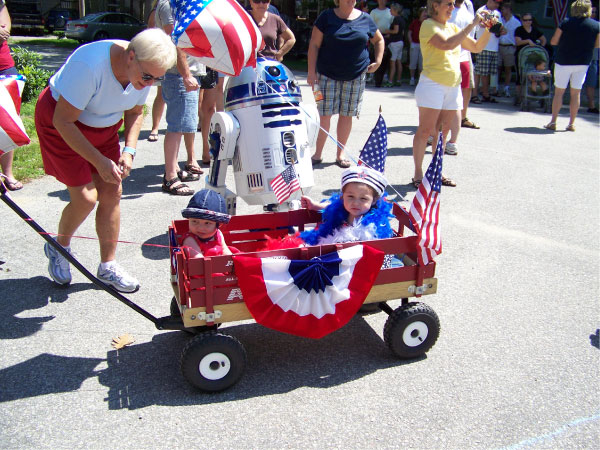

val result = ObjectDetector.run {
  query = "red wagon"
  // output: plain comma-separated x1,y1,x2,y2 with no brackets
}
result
169,203,440,392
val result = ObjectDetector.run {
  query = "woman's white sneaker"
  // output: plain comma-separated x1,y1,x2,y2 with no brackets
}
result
97,262,140,293
445,142,458,155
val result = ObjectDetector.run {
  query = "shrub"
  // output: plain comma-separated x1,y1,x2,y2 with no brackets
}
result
10,46,53,103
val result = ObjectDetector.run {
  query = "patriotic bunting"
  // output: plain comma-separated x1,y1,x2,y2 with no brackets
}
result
409,132,443,265
233,245,384,339
0,75,29,155
170,0,263,76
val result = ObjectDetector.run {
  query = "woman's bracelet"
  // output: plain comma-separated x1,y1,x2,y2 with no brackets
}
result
122,146,136,158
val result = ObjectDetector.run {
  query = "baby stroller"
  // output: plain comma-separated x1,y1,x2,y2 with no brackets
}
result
518,45,552,113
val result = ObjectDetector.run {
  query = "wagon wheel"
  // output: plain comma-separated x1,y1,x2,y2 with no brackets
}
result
180,332,247,392
170,296,220,334
383,302,440,359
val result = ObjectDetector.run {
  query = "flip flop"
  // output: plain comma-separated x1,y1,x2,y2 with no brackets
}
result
481,96,498,103
441,176,457,187
544,122,556,131
461,118,480,129
148,132,159,142
411,178,422,189
3,178,23,191
566,124,576,132
184,164,204,175
335,158,351,168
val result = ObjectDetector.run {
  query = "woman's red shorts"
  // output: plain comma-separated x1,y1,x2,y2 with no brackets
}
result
35,87,123,187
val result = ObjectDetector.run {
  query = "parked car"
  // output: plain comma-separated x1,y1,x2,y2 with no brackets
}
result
65,12,147,42
45,8,79,32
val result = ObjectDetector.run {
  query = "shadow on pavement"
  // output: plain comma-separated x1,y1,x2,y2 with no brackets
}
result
0,353,104,403
0,276,91,339
590,329,599,349
98,316,421,409
141,233,170,261
504,126,557,134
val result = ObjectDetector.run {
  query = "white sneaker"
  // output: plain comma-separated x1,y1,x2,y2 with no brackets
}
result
410,78,416,86
426,136,433,146
97,261,140,293
445,142,458,155
44,239,72,285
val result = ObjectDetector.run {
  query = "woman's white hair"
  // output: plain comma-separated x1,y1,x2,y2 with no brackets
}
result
127,28,177,72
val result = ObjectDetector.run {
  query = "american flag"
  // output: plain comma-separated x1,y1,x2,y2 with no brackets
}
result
0,75,29,155
551,0,569,26
359,114,387,173
170,0,263,76
270,165,300,204
408,132,443,265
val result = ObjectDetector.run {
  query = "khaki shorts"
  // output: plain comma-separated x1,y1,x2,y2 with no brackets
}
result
498,45,516,67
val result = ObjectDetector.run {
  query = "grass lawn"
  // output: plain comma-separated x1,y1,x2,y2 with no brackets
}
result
11,101,44,183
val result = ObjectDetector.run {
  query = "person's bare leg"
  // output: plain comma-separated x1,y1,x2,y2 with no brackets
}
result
336,115,353,161
549,87,565,125
150,85,164,136
448,109,461,144
568,87,581,127
164,131,183,181
585,84,596,109
216,77,225,112
473,73,480,98
481,75,490,98
388,59,396,84
201,87,218,162
56,182,98,248
183,132,198,167
0,152,19,185
313,115,331,161
413,107,441,181
461,87,471,120
92,173,122,263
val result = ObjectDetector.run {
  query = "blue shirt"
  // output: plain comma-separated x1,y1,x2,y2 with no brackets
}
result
315,9,377,81
556,17,599,66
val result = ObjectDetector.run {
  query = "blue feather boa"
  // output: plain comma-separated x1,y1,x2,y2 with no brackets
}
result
300,193,394,245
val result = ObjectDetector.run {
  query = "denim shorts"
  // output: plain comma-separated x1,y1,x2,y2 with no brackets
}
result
162,72,199,133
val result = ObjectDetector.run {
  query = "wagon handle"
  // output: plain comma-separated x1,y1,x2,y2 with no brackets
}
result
0,183,161,326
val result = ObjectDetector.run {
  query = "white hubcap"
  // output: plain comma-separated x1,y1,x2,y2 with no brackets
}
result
403,321,429,347
199,352,231,380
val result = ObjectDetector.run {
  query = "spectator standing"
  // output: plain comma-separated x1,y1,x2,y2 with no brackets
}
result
0,0,23,191
497,2,520,98
412,0,494,188
155,0,205,195
408,7,427,86
584,5,599,113
545,0,600,132
384,3,406,86
514,12,546,106
445,0,478,156
34,29,176,291
147,0,164,143
249,0,296,61
370,0,394,87
307,0,384,168
472,0,503,104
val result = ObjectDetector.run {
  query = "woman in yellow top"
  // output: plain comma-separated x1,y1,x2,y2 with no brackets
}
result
412,0,496,187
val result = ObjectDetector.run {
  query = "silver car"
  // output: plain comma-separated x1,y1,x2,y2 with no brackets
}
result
65,12,147,42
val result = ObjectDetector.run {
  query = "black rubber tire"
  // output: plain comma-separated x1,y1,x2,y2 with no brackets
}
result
180,332,246,392
94,31,109,41
383,302,440,359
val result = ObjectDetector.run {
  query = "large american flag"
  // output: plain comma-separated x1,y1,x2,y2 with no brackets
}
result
0,75,29,155
270,165,300,204
358,114,387,173
409,132,443,265
170,0,263,76
551,0,569,27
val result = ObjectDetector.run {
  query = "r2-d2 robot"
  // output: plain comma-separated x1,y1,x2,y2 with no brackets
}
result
207,58,319,214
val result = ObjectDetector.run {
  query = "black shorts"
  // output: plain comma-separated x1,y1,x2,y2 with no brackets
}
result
198,68,218,89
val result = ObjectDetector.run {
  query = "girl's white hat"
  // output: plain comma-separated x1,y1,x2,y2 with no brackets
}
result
341,166,388,197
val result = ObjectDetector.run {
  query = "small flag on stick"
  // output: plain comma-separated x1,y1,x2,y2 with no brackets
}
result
270,165,301,204
358,114,387,173
408,132,443,265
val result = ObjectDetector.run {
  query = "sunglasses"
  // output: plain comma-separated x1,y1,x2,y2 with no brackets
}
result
442,1,455,6
135,58,164,82
522,18,532,21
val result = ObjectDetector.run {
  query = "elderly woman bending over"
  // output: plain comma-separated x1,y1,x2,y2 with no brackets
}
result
412,0,496,188
35,28,177,292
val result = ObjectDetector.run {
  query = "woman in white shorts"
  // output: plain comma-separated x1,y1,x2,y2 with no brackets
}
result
545,0,600,132
412,0,494,188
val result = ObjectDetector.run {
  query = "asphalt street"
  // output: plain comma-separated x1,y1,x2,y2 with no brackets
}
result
0,48,599,448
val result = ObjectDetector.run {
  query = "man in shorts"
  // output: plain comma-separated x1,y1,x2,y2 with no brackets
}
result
472,0,503,103
498,2,520,98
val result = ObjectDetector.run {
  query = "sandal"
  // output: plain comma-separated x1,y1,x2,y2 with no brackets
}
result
148,132,159,142
461,118,480,129
411,178,422,189
162,176,194,196
471,96,482,104
441,176,457,187
184,163,204,175
177,170,199,182
566,124,576,132
335,158,351,168
3,178,23,191
311,157,322,166
544,122,557,131
481,96,498,103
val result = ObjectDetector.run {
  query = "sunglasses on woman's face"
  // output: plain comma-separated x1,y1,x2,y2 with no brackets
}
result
135,58,164,82
522,18,532,22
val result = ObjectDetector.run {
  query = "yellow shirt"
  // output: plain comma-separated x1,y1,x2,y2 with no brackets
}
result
419,19,461,87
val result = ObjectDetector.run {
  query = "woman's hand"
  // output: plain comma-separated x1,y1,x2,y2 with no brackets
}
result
367,61,381,73
307,72,317,86
118,152,133,180
97,156,123,184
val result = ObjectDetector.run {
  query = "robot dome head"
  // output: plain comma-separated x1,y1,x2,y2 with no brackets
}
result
224,57,302,111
